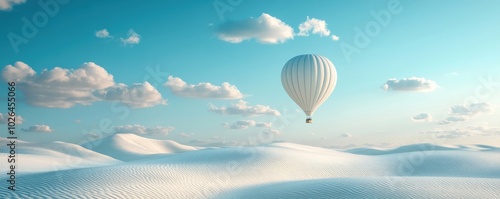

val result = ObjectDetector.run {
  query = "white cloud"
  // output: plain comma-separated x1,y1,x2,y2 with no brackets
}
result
209,100,280,116
411,113,432,122
422,126,500,139
341,133,352,138
331,35,340,41
94,82,166,108
439,102,493,124
2,61,35,81
120,29,141,45
263,128,281,135
215,13,294,44
115,124,175,135
1,62,167,108
164,76,243,99
2,62,114,108
95,29,112,38
382,77,438,92
22,125,53,133
222,120,272,130
0,113,24,124
298,16,331,37
256,122,272,128
222,122,248,129
189,139,239,147
179,132,193,138
0,0,25,10
450,102,492,116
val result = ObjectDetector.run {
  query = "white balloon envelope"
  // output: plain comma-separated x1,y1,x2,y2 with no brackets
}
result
281,54,337,123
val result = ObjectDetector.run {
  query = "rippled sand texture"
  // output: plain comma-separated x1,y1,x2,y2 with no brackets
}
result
1,134,499,198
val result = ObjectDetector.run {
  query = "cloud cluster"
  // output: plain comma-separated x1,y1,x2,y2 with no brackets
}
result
115,124,175,135
95,29,112,38
22,125,53,133
382,77,438,92
0,0,25,10
94,82,166,108
411,113,432,122
209,100,280,116
439,102,493,124
1,62,166,108
179,132,193,138
222,120,272,129
450,102,492,115
0,113,24,124
422,126,500,139
95,29,140,45
341,133,352,138
263,128,281,135
164,76,243,99
215,13,339,44
189,139,239,147
215,13,294,44
121,29,141,45
298,16,337,41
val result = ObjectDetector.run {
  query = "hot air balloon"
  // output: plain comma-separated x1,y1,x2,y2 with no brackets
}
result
281,54,337,123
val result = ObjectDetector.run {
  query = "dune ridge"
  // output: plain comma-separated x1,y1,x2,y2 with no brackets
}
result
1,136,499,198
81,133,199,161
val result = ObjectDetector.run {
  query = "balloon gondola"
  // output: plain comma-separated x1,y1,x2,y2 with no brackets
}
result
281,54,337,123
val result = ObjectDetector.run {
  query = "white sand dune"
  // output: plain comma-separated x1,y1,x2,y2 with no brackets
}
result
81,133,199,161
1,137,500,198
0,137,120,174
345,143,500,155
218,177,500,199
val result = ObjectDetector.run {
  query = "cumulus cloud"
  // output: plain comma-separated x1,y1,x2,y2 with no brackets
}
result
120,29,141,45
298,16,331,37
179,132,193,138
439,102,493,124
382,77,438,92
0,113,24,124
422,126,500,139
331,35,340,41
95,29,112,38
450,102,492,116
2,62,113,108
164,76,243,99
256,122,272,128
411,113,432,122
22,125,53,133
189,139,239,147
1,62,167,108
0,0,25,10
215,13,294,44
115,124,175,135
94,82,166,108
263,128,281,135
209,100,280,116
222,120,272,129
341,133,352,138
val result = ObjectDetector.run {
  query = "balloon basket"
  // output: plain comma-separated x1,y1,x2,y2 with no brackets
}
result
306,118,312,123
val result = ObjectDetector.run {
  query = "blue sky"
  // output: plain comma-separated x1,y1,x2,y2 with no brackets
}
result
1,0,499,148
